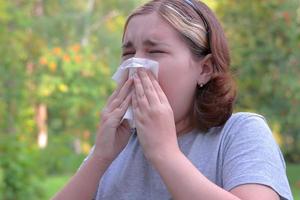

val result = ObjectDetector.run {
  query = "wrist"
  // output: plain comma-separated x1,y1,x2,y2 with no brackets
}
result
147,145,182,166
90,150,114,167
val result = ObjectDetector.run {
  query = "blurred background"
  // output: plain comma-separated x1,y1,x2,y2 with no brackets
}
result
0,0,299,199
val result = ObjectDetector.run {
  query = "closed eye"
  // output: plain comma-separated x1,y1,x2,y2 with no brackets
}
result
122,52,135,57
149,50,165,54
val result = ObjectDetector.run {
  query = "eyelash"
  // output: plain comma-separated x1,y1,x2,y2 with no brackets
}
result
122,52,134,57
122,50,164,57
149,50,164,54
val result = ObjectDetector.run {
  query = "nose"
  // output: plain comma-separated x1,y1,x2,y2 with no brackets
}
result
134,50,148,59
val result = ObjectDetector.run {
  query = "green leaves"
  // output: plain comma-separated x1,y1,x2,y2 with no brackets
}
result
0,0,140,198
217,0,300,157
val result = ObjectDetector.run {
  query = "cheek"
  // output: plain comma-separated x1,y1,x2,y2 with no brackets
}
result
156,55,198,118
158,69,197,120
157,66,177,101
157,59,196,99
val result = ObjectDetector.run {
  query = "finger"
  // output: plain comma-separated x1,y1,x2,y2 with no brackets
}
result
132,90,138,110
138,68,160,106
131,90,141,113
107,69,129,105
147,71,169,104
105,90,118,108
131,91,141,123
107,77,133,113
112,90,132,118
117,120,132,144
133,72,149,108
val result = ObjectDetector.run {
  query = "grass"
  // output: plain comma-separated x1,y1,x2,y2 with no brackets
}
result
287,163,300,200
43,163,300,200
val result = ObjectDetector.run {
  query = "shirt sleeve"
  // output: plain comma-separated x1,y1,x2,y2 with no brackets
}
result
222,113,293,200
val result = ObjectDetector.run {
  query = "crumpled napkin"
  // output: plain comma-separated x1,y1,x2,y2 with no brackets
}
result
112,57,159,128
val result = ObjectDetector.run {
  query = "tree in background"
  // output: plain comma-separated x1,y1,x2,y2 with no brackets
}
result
0,1,46,199
0,0,299,199
216,0,300,161
0,0,141,199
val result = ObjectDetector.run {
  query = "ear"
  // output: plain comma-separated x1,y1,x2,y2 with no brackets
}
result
197,54,213,86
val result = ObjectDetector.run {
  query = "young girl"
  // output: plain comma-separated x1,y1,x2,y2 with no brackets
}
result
53,0,293,199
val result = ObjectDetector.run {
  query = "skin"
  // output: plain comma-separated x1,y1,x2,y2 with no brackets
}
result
52,13,280,200
122,12,212,137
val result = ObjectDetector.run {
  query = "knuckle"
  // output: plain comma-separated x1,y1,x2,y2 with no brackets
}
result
151,106,171,116
148,107,159,117
114,107,123,115
137,92,145,98
140,100,148,108
139,117,146,125
120,99,129,107
101,113,109,122
144,85,152,92
112,98,121,105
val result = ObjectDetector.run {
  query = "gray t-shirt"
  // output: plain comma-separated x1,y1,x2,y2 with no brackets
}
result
82,112,293,200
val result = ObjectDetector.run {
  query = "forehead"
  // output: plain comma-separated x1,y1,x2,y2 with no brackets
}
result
123,13,181,44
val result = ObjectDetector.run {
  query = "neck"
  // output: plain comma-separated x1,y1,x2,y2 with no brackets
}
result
175,115,194,137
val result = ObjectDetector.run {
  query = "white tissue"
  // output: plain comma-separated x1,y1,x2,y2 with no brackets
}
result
112,57,159,128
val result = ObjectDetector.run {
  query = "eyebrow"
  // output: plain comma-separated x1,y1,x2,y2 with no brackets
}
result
122,39,169,49
122,41,133,49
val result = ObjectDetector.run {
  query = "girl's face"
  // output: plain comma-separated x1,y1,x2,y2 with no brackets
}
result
123,13,209,131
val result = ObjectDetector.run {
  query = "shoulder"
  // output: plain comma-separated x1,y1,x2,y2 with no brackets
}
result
219,111,279,152
218,112,280,155
202,112,274,151
225,112,268,129
213,112,286,172
218,113,293,199
220,112,273,140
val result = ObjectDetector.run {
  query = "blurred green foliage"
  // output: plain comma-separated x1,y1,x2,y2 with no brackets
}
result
0,135,44,200
0,0,141,198
216,0,300,161
39,134,86,175
0,0,299,199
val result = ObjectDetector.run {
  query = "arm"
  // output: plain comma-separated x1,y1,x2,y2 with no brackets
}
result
52,71,133,200
132,69,280,200
52,154,111,200
149,148,279,200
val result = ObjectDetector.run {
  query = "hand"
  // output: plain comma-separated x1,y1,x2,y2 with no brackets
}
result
93,70,133,163
132,68,180,162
